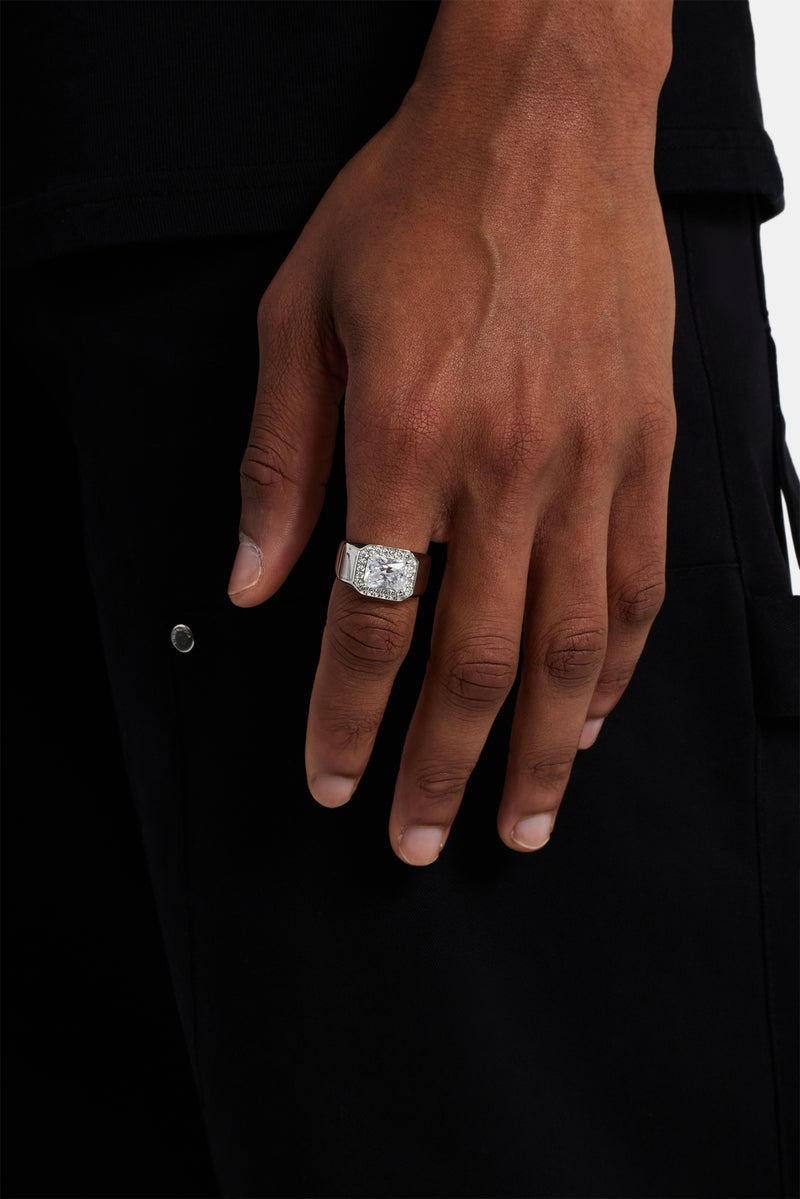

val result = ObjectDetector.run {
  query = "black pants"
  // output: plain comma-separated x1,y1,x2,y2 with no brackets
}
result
3,195,798,1197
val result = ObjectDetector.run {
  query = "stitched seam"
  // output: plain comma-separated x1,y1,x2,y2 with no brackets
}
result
4,161,342,199
3,173,342,214
1,132,772,214
166,640,210,1130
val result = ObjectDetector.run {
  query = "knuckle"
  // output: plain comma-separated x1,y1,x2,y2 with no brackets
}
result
249,405,300,457
387,393,448,458
541,621,607,689
593,662,636,704
633,397,677,464
240,406,304,495
257,286,330,385
519,749,576,794
436,634,519,713
329,605,409,674
613,569,666,628
568,404,616,463
239,434,294,495
412,765,472,806
484,411,549,481
315,708,382,753
347,386,448,484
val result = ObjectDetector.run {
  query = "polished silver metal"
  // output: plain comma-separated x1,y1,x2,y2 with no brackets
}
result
335,541,431,601
170,623,195,653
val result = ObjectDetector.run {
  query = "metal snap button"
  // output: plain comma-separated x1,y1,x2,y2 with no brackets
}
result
170,624,195,653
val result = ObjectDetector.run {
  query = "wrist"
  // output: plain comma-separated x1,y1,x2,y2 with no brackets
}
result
409,0,672,162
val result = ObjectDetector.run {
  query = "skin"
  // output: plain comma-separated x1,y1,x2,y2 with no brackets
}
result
228,0,676,866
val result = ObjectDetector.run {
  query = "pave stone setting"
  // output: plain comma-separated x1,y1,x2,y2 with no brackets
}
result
353,545,419,601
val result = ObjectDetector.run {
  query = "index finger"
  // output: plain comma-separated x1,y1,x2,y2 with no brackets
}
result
304,514,434,811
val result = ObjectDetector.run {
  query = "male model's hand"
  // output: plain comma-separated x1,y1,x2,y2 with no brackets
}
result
229,0,676,864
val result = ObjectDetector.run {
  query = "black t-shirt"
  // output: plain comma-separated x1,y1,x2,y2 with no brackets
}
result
1,0,784,268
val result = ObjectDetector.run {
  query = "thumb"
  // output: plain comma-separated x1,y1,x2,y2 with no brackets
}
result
228,285,344,607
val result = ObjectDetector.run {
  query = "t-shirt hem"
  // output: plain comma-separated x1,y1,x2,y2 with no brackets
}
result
1,165,340,269
654,130,785,219
1,134,785,269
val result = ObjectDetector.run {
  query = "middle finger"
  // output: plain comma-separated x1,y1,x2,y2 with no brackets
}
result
389,510,533,865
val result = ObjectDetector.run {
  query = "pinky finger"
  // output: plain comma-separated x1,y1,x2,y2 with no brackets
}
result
586,470,670,732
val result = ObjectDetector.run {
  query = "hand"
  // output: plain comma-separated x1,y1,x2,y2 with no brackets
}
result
228,0,676,865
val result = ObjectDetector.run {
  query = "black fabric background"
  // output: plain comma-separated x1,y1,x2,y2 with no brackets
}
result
0,315,219,1196
2,198,797,1197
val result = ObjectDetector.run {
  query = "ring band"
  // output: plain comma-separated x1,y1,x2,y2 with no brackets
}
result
335,541,431,601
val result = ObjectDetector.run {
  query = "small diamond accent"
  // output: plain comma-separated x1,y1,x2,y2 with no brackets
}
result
353,545,418,601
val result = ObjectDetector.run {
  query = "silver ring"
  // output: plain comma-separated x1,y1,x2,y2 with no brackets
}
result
335,541,431,601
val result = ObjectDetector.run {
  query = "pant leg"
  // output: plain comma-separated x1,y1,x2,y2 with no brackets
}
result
1,247,225,1196
7,199,797,1198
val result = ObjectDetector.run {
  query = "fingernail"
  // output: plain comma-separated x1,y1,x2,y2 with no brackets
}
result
309,774,357,808
579,717,604,750
512,813,555,850
397,826,445,867
228,534,262,596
